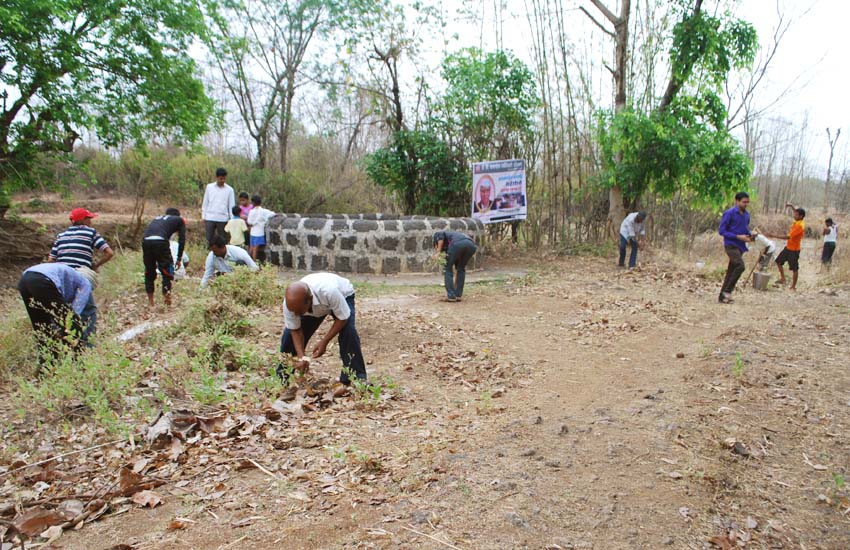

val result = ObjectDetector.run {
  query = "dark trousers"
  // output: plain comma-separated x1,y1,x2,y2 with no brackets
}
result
142,239,174,295
721,245,746,295
18,272,84,358
280,295,367,384
822,242,836,264
445,240,477,299
618,235,638,267
204,220,227,245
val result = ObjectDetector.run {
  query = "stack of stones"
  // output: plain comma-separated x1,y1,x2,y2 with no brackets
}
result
266,214,485,274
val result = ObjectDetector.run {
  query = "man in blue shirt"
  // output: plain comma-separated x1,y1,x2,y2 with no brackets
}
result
718,192,753,303
18,263,97,365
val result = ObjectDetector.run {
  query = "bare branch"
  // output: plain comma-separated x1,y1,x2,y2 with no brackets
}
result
579,6,616,38
588,0,619,25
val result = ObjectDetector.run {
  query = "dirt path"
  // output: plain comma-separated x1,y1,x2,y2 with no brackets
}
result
42,258,850,549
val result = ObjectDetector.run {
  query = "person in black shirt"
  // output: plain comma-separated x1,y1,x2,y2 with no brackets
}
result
142,208,187,306
433,231,478,302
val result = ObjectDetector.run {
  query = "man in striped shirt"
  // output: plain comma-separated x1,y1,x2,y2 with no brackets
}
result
49,208,114,270
48,207,114,342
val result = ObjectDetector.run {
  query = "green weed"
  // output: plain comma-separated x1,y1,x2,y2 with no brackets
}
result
732,352,746,378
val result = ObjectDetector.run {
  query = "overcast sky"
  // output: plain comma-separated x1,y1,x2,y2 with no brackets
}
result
735,0,849,173
421,0,848,175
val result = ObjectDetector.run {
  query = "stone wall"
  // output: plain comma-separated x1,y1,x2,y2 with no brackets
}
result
266,214,486,274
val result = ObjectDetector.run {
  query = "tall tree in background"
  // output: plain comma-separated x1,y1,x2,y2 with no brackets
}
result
824,128,841,212
588,0,758,215
0,0,216,191
206,0,386,173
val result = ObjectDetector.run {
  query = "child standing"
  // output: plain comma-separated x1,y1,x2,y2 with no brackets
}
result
768,203,806,290
821,218,838,271
247,195,276,261
225,205,248,248
239,192,253,245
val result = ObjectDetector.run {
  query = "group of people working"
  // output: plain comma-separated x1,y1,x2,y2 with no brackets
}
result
618,194,839,303
17,167,481,386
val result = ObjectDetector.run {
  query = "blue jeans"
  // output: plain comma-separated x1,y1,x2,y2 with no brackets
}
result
80,294,97,345
618,235,638,268
280,295,366,384
445,239,477,299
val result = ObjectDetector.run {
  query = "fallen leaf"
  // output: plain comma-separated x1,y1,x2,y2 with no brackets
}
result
287,490,310,502
119,467,143,494
167,519,188,531
56,499,84,520
12,508,66,537
231,516,263,528
669,471,684,479
131,490,163,509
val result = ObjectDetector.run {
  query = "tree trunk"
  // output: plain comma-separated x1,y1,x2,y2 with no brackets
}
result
279,75,296,174
609,0,631,232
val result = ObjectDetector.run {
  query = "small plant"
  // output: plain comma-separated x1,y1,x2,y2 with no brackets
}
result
732,352,746,378
190,370,226,405
833,473,846,491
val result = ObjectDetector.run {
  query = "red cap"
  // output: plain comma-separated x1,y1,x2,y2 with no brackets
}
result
69,208,98,223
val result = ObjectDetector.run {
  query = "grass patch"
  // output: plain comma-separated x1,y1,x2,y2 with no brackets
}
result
16,339,144,434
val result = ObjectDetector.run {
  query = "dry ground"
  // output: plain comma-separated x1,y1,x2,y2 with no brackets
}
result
2,250,845,550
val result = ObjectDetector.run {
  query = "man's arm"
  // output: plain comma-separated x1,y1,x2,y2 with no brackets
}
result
201,185,210,219
312,318,347,358
176,219,187,268
93,247,114,270
200,253,215,288
234,247,259,271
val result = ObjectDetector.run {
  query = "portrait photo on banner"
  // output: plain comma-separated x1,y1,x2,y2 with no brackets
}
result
471,159,528,224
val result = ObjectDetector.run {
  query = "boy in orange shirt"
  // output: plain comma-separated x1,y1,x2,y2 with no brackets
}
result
768,203,806,290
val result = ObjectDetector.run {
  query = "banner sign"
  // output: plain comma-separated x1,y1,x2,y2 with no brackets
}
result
471,159,527,224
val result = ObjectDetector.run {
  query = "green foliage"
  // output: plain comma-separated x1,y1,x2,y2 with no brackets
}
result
597,108,752,209
364,130,469,216
0,0,217,190
16,340,143,434
597,5,757,209
435,48,539,162
732,352,746,378
365,48,537,216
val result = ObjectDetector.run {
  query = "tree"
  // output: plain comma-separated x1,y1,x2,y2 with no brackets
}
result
0,0,216,190
435,48,539,165
587,0,757,215
824,128,841,212
206,0,386,173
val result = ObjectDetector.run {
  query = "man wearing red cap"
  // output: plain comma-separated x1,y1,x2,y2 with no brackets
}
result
48,208,114,342
49,208,114,270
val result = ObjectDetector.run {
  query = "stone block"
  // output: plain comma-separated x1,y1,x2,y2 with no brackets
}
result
382,220,400,232
269,250,279,265
281,217,300,230
402,220,427,231
307,234,321,247
334,256,352,272
431,219,449,230
406,256,423,272
341,236,357,250
422,236,432,249
353,220,378,232
404,236,419,253
282,250,293,268
325,235,337,249
269,232,282,245
382,256,401,273
297,255,307,270
311,255,328,271
449,219,467,230
332,220,349,231
304,218,327,230
355,257,373,273
286,233,299,246
376,236,399,251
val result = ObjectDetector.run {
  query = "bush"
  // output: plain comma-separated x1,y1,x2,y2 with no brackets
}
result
16,339,143,434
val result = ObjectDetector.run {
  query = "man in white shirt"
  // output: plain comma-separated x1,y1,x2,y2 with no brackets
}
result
618,211,647,269
279,272,367,385
752,233,776,271
202,167,236,245
200,236,259,288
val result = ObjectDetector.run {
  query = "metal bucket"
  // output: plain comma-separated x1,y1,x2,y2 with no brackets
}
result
752,271,771,291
